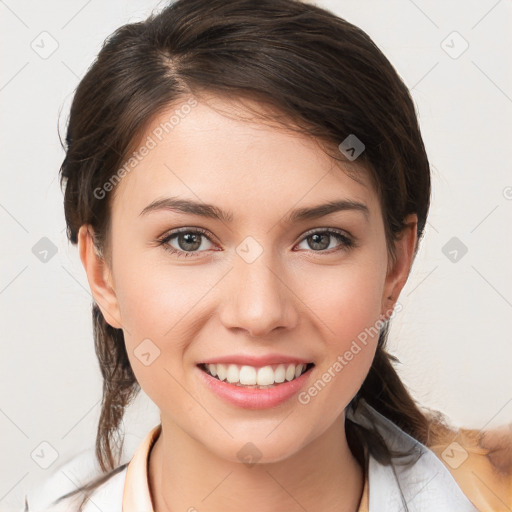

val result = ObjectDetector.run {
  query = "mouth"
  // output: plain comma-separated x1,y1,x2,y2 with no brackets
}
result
197,362,315,389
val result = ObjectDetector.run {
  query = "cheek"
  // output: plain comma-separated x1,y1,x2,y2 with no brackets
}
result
114,270,196,416
293,260,385,411
114,252,213,341
109,251,201,386
298,258,385,346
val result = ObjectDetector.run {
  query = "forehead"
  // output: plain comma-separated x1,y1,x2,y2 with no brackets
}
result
110,95,378,223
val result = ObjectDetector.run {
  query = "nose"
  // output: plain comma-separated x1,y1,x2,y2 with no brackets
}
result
219,250,299,338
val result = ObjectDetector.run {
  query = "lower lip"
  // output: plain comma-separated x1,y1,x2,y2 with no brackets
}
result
196,365,314,409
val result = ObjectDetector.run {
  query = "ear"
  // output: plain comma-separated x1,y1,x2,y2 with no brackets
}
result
381,213,418,319
78,225,123,329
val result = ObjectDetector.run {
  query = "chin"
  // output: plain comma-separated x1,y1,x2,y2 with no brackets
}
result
204,432,308,467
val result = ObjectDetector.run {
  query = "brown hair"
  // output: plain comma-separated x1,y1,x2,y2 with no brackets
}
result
45,0,455,509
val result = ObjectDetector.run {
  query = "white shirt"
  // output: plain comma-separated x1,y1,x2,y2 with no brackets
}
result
22,399,479,512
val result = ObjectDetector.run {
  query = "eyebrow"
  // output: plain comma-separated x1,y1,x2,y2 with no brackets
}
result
139,196,369,223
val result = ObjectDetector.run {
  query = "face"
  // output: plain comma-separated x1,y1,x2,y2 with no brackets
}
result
80,94,416,464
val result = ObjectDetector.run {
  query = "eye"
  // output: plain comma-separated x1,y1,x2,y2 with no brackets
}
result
156,227,355,259
295,228,354,254
157,227,215,258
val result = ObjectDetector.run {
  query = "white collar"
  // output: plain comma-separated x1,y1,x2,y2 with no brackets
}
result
347,399,479,511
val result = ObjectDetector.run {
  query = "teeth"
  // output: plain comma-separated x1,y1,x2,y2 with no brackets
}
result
203,362,310,386
239,365,257,385
216,363,226,381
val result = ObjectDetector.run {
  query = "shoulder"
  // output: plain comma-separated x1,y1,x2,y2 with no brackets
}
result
350,399,510,511
427,420,512,512
22,448,128,512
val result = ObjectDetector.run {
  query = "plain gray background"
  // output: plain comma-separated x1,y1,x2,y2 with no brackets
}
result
1,0,511,509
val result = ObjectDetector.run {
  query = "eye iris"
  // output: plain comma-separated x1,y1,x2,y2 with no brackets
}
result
179,232,201,251
309,233,329,250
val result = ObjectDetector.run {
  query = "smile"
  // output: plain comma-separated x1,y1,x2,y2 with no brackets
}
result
196,362,316,409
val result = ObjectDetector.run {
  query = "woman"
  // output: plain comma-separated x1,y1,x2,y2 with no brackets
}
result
23,0,511,510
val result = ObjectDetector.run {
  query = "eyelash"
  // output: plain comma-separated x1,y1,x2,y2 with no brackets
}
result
156,227,355,259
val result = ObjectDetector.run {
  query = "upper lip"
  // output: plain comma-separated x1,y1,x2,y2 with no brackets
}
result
198,354,314,367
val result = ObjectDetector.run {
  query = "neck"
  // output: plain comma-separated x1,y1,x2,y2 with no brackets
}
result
148,412,365,512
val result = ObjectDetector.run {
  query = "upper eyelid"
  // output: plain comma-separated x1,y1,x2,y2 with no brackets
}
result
301,226,351,238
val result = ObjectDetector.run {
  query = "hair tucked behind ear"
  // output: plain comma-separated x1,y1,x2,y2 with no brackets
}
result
92,305,140,472
51,0,457,509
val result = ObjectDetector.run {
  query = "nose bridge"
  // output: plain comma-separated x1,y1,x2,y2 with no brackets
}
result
220,236,298,337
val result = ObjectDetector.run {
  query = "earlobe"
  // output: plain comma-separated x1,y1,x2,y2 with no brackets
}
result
381,214,418,318
78,225,123,329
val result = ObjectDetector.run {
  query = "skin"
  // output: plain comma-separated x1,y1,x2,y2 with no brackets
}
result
78,94,417,512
